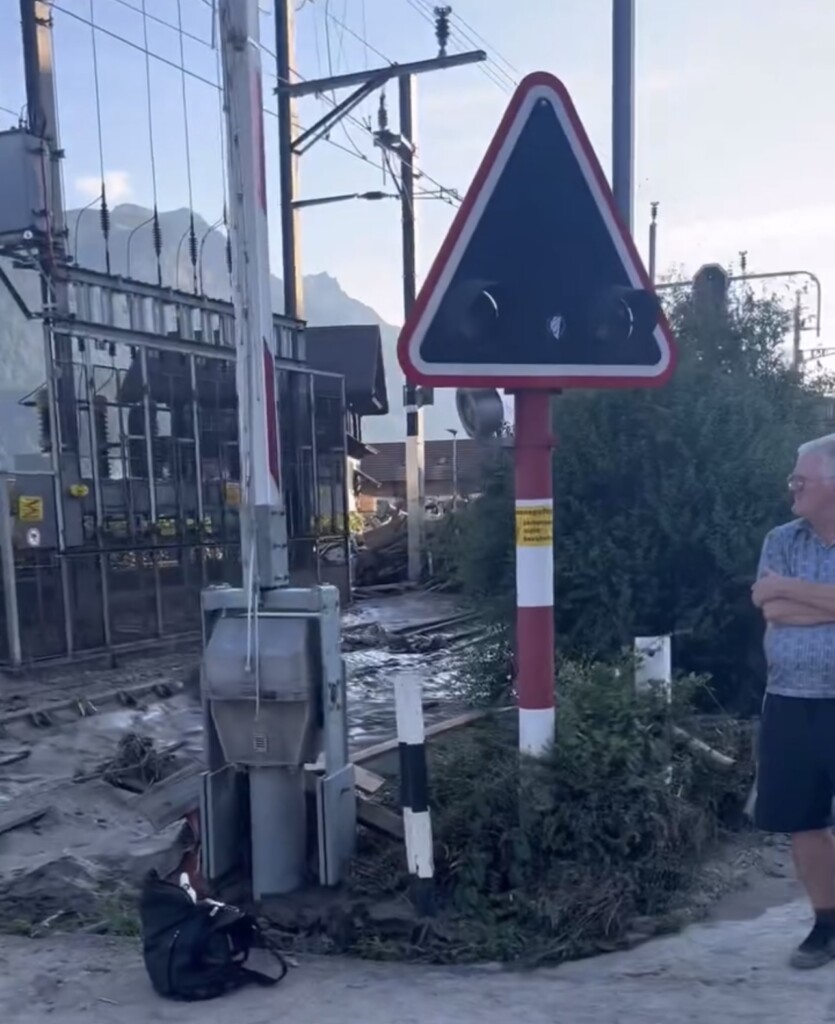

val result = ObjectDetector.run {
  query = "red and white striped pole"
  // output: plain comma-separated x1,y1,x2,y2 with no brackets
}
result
513,390,556,756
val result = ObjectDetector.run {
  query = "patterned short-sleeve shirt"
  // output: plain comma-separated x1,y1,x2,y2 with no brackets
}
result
759,519,835,698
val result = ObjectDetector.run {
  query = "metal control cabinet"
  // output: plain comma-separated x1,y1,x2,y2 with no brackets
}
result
0,130,50,249
200,584,355,898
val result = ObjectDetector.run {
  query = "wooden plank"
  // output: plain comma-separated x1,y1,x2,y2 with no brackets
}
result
134,765,204,832
354,765,386,795
356,795,403,839
352,706,513,766
0,749,30,768
0,802,51,837
134,708,509,830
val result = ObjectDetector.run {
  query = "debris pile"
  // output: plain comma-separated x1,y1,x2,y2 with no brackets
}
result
353,511,409,586
75,732,183,794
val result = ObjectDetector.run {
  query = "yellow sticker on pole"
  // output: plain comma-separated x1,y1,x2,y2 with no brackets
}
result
515,505,552,546
18,495,43,523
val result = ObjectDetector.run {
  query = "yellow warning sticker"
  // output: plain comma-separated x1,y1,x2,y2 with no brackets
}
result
18,495,43,523
515,505,552,546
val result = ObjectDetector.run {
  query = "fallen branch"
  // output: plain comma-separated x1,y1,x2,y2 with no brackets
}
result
672,726,736,770
0,802,51,837
0,749,30,768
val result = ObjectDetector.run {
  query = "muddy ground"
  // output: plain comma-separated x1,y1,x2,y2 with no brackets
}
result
1,890,827,1024
0,591,474,933
0,588,814,1020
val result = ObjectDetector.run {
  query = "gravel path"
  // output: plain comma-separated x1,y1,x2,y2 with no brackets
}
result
3,900,835,1024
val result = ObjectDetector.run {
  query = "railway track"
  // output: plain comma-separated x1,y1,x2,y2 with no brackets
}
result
0,643,198,729
0,607,484,732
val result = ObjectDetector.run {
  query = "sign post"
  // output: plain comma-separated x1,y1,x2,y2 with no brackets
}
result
397,72,677,757
513,391,556,754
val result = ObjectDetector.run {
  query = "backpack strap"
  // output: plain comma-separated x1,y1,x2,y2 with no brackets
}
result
236,937,288,987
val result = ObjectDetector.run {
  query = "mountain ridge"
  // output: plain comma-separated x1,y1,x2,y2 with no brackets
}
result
0,202,460,456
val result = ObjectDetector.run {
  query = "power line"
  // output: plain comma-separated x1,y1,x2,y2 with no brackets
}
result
402,0,516,92
51,1,455,206
105,0,215,49
318,0,368,159
449,8,520,78
288,6,463,205
313,0,391,66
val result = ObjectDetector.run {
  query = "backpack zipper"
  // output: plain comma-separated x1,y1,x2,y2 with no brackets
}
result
166,928,181,996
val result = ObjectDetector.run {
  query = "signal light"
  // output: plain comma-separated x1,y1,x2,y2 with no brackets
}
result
441,280,502,344
587,286,660,345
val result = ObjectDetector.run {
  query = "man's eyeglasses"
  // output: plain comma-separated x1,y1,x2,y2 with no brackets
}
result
787,474,835,491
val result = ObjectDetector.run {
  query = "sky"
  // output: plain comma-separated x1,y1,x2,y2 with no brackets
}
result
2,0,835,357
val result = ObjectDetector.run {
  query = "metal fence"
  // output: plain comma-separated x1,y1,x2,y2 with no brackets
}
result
0,337,350,667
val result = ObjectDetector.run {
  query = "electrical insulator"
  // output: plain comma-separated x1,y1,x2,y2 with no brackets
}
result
152,207,163,261
93,394,110,480
189,217,198,270
434,6,452,57
36,387,51,453
99,192,110,242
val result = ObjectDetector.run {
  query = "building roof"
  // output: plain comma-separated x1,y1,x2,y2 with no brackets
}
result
304,325,389,418
360,438,492,489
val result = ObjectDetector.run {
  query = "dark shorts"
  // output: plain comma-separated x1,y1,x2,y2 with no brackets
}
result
756,694,835,834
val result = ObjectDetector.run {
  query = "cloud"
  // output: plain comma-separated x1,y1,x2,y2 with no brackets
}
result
73,170,133,204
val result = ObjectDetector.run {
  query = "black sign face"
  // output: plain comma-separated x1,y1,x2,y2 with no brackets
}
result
398,73,676,390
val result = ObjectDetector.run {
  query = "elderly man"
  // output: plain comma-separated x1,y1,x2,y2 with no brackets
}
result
752,433,835,969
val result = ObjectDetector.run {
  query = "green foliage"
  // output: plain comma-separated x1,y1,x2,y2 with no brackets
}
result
350,661,753,966
441,288,831,711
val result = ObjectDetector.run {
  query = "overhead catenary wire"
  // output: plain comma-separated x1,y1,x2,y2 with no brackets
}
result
138,0,163,286
175,0,199,293
403,0,517,93
53,1,456,204
50,0,463,262
213,9,233,281
319,0,369,160
88,0,112,274
105,0,215,49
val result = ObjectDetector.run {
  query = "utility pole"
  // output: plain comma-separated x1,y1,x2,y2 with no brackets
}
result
219,0,294,894
648,201,659,285
399,74,425,581
220,0,289,592
446,427,459,502
792,290,803,371
611,0,635,231
275,0,303,319
273,2,485,585
19,0,75,655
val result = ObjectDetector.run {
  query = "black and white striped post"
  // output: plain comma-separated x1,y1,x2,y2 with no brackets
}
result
395,673,434,915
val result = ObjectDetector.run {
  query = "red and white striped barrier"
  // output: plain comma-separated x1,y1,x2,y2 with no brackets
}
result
513,391,556,757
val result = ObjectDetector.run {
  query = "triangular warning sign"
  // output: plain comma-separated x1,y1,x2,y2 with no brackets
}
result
398,72,677,391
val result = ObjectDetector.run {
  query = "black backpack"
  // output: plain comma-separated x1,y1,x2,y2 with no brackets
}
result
139,871,288,1001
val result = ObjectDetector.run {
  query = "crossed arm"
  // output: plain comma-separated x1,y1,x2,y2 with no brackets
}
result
752,572,835,626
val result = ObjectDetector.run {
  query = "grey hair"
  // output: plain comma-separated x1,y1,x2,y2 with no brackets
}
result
798,433,835,475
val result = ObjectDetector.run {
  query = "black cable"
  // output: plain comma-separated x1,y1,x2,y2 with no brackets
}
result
104,0,215,49
404,0,516,92
138,0,163,286
319,0,367,159
211,7,232,283
51,0,460,217
451,9,520,78
89,0,112,274
175,0,199,294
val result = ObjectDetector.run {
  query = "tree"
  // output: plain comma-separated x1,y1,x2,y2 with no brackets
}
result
443,287,830,711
